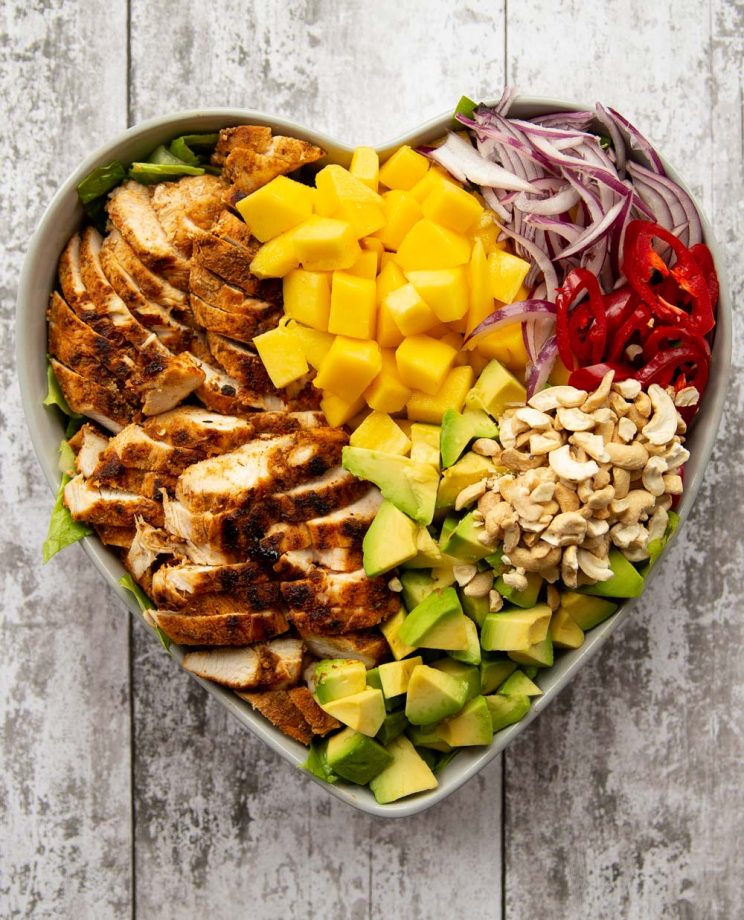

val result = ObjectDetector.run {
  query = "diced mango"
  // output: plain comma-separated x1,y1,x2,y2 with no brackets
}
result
379,145,429,190
475,322,529,375
321,391,367,427
375,190,423,250
287,321,334,369
549,355,572,386
250,230,301,279
384,284,438,337
406,366,475,423
421,181,483,234
350,146,380,191
335,200,385,238
293,216,361,272
236,175,314,242
360,236,385,272
469,210,502,254
365,350,412,413
376,260,407,306
396,220,471,271
396,335,457,395
315,163,383,209
282,269,331,331
440,331,468,365
350,411,411,455
488,249,531,304
315,335,382,401
327,272,377,339
347,250,378,280
409,167,451,202
377,302,405,349
405,267,469,323
253,326,309,388
466,239,494,336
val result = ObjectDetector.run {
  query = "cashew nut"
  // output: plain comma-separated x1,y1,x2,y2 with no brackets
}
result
586,517,610,538
613,378,642,400
453,564,478,587
463,570,494,598
502,568,529,592
455,479,488,510
507,544,561,573
586,484,615,510
642,383,679,446
609,392,631,418
577,548,613,581
674,386,699,408
530,481,556,504
570,431,611,463
472,438,501,458
514,406,553,430
612,467,631,500
617,489,656,523
663,441,690,470
499,417,517,449
501,448,543,472
489,590,504,612
509,485,545,522
542,511,588,547
529,386,587,412
641,456,668,496
555,481,580,512
662,473,684,495
581,370,615,412
530,431,563,455
617,417,638,443
546,584,561,611
610,521,644,548
647,505,669,542
549,445,600,482
604,441,649,470
561,545,579,588
557,406,596,431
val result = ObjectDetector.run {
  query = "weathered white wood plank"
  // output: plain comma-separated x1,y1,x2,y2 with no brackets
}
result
0,2,131,918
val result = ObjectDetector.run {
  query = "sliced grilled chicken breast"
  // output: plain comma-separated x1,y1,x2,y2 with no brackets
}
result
286,687,340,736
272,547,364,578
181,637,304,691
303,632,391,669
281,568,396,612
151,609,288,646
105,228,189,311
72,424,112,477
150,174,227,257
64,475,163,526
237,690,315,745
95,424,203,473
50,360,131,432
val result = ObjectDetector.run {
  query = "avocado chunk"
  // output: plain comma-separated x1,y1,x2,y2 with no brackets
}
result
362,500,418,577
440,408,499,469
302,739,338,784
407,723,452,752
431,658,480,701
559,591,618,630
494,571,543,608
439,513,458,547
460,590,490,628
447,616,482,666
402,526,444,569
439,695,494,747
410,423,441,470
508,632,554,668
479,658,518,694
405,664,469,725
378,656,424,697
441,510,493,563
376,710,410,745
380,606,417,660
365,667,403,712
499,669,542,697
480,604,552,652
313,658,367,704
550,607,585,649
399,587,470,651
321,688,386,736
436,452,495,512
369,734,438,804
342,446,438,525
465,358,527,417
326,727,393,784
400,570,435,611
580,549,645,598
485,692,531,732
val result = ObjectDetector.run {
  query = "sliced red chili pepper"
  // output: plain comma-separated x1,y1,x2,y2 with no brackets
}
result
603,286,638,333
607,304,653,363
556,268,608,369
688,242,719,308
642,324,712,363
636,344,709,393
568,362,634,390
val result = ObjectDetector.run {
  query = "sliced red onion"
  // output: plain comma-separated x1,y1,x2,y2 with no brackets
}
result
514,184,580,215
531,111,595,131
480,185,511,222
522,320,537,364
464,300,557,345
606,107,665,175
554,197,627,260
527,336,559,398
594,102,626,174
523,214,582,243
498,225,560,300
626,161,702,246
427,131,537,193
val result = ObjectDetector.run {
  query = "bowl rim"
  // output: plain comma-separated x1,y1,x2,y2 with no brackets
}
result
16,96,733,818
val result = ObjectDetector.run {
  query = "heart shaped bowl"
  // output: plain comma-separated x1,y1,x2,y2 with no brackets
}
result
17,98,733,816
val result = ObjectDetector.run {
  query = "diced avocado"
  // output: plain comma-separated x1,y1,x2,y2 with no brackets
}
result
362,500,418,577
380,606,417,660
485,692,531,732
321,688,386,736
550,607,585,649
410,423,441,470
399,587,470,651
378,656,424,697
484,551,504,571
432,749,460,774
365,667,403,712
580,549,645,598
439,696,494,747
369,734,438,804
460,590,490,628
402,526,444,569
431,658,480,701
440,408,499,469
494,571,543,608
436,452,495,512
499,670,542,697
302,739,338,784
416,746,440,771
441,510,492,563
480,604,552,652
342,446,439,525
429,565,456,589
314,658,367,704
465,358,527,417
400,570,435,611
559,592,618,631
376,710,410,745
448,616,482,666
480,658,517,694
405,664,469,725
326,727,393,784
439,513,459,547
508,632,554,668
523,666,539,679
407,723,452,752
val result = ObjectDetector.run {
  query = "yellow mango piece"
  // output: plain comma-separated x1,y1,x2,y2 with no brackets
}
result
396,335,458,395
375,190,423,251
475,322,529,376
315,335,382,401
360,236,385,273
488,249,531,303
421,181,483,234
250,230,300,279
350,146,380,191
405,267,469,323
379,145,430,190
347,250,378,280
440,331,468,366
282,269,331,331
469,210,502,253
293,216,361,272
466,239,494,336
315,163,383,209
377,302,405,349
236,175,314,242
409,167,452,203
365,350,412,413
335,199,385,238
328,272,377,339
396,220,471,271
287,321,334,369
384,284,438,337
321,391,367,427
253,326,309,388
549,355,572,386
406,365,475,423
350,411,411,455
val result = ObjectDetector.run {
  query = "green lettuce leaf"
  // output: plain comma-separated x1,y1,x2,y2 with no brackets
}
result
642,510,681,575
43,472,92,563
118,574,171,652
43,362,81,418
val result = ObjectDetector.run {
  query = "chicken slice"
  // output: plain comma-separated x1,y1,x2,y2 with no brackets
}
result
106,228,189,311
262,466,369,525
94,424,203,473
150,174,227,257
286,687,340,736
149,587,283,618
71,424,111,477
281,569,397,614
181,637,304,691
91,464,177,500
151,608,288,646
149,559,270,599
273,547,364,578
50,359,132,432
190,238,261,296
190,263,280,341
237,690,315,745
303,632,391,669
191,351,285,416
126,519,188,579
288,605,394,636
64,474,163,526
206,332,278,392
94,524,136,548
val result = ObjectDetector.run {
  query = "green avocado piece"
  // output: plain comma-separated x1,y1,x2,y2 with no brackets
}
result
439,695,494,747
416,746,440,771
326,727,393,785
405,664,469,725
485,693,531,732
440,408,499,469
441,510,492,563
499,670,542,697
508,632,554,668
362,500,418,577
407,723,452,752
447,616,482,666
436,452,496,512
431,658,480,701
399,587,469,650
494,571,543,608
365,667,403,712
380,607,417,660
465,358,527,417
378,656,424,697
376,710,411,745
439,513,459,547
559,591,618,630
369,734,438,804
402,526,444,569
580,549,645,598
342,446,439,525
460,590,490,628
400,570,435,611
410,423,441,470
314,658,367,704
321,688,387,736
479,658,518,695
302,739,338,784
550,607,585,649
480,604,552,652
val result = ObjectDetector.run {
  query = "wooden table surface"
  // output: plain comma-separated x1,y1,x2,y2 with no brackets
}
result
2,2,742,917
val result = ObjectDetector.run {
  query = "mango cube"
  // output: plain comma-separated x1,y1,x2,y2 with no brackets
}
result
321,391,366,427
475,322,529,375
287,321,334,369
293,216,361,272
327,272,377,339
360,236,385,271
396,220,471,271
384,284,438,337
253,326,309,388
350,411,411,455
396,334,458,395
250,230,301,279
350,146,380,191
236,175,314,242
283,269,331,330
315,335,382,401
406,365,475,423
377,302,405,349
405,267,469,322
470,210,502,253
549,355,572,386
376,260,407,305
409,168,450,203
315,164,385,237
379,145,430,190
488,249,531,303
466,239,494,336
421,181,483,234
375,190,423,251
365,350,412,413
347,250,379,280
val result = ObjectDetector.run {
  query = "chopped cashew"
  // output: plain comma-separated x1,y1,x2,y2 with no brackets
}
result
662,473,684,495
617,417,637,442
529,386,587,412
604,441,649,470
549,445,600,482
453,564,478,587
557,406,596,431
463,571,494,598
642,456,668,496
471,437,501,457
642,384,679,446
542,511,588,547
570,431,611,463
577,548,613,581
613,378,642,399
581,370,615,412
489,590,504,612
515,406,553,430
674,386,700,407
530,430,563,455
501,448,543,472
455,479,488,511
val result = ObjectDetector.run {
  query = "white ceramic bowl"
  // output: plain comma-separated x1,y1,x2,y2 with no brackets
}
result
16,99,732,817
